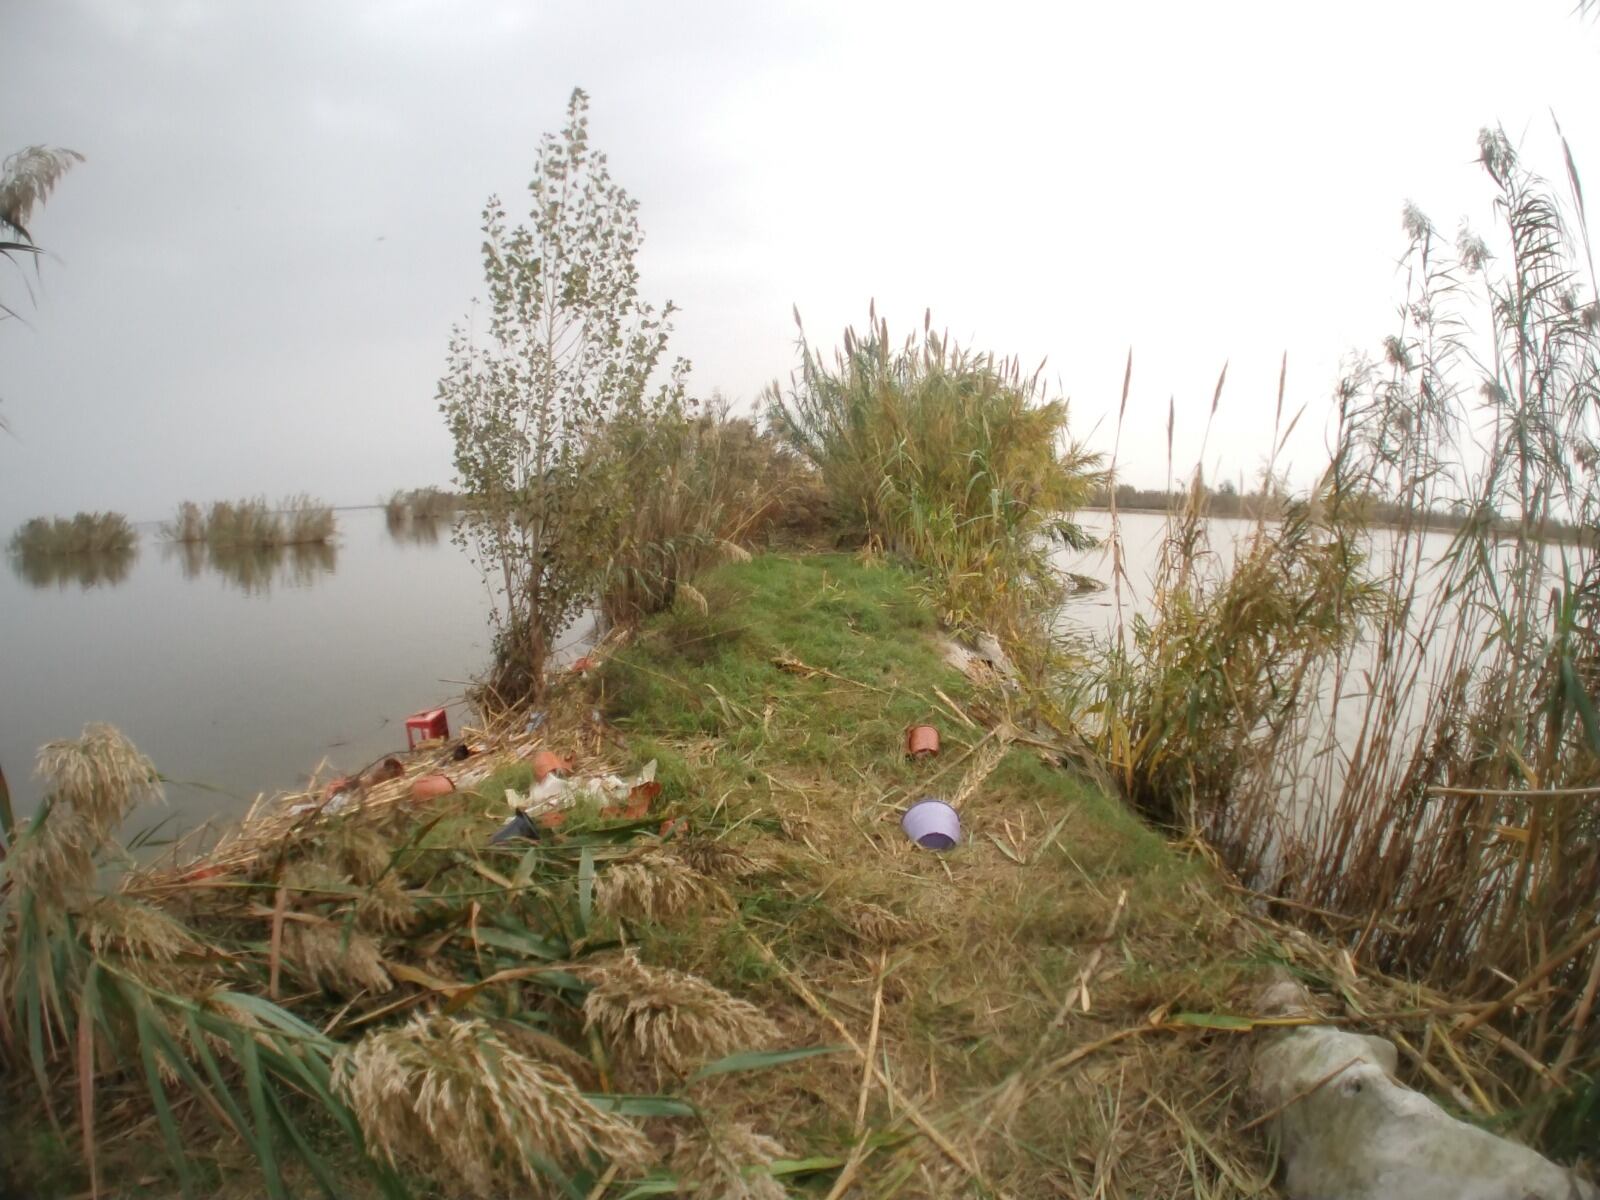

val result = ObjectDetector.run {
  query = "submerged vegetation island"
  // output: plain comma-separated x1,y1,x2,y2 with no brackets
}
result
2,92,1597,1198
6,511,139,588
163,496,337,549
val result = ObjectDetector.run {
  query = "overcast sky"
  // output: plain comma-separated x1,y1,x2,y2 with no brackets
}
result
3,0,1598,528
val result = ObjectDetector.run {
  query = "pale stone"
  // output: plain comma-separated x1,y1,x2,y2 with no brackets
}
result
1251,985,1595,1200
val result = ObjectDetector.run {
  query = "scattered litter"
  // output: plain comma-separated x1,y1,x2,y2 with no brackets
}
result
906,724,940,759
531,749,573,782
410,773,455,801
499,760,660,833
525,711,546,733
902,797,961,850
489,810,541,845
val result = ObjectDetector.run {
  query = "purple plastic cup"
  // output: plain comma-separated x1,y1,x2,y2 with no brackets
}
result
901,798,961,850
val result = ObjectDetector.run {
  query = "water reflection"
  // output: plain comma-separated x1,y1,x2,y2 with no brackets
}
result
8,546,139,589
385,511,450,545
162,541,338,594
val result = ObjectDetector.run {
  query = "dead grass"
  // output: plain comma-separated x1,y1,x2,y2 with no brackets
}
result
583,951,780,1078
335,1013,650,1193
594,849,728,922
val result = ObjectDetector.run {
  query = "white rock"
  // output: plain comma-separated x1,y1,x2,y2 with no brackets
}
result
1251,987,1595,1200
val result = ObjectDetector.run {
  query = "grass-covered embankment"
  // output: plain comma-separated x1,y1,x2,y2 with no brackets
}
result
587,551,1279,1194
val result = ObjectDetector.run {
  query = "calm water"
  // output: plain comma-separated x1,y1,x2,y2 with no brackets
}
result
1,508,520,838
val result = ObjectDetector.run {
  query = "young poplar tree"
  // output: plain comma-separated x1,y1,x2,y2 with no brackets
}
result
440,89,687,701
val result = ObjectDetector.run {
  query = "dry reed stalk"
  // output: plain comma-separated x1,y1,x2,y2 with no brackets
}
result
9,725,161,912
283,921,392,997
335,1013,649,1192
670,1121,788,1200
949,736,1008,812
838,899,912,948
673,835,766,879
583,951,778,1076
593,851,728,923
79,896,197,962
855,952,887,1135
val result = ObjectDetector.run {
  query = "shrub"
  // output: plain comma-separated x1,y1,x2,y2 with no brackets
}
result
765,309,1100,633
581,400,817,627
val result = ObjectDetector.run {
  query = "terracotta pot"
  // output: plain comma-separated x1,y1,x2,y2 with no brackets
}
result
367,756,404,785
531,750,572,782
906,725,941,759
323,775,360,801
410,773,455,801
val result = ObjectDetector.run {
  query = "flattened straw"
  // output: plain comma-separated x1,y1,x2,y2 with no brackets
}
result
823,1138,870,1200
855,952,886,1136
746,936,991,1190
1047,888,1127,1029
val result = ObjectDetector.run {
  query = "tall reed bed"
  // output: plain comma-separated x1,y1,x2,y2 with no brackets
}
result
162,496,336,548
1078,128,1600,1146
765,308,1100,634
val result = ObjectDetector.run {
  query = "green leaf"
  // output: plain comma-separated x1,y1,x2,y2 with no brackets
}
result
578,846,595,935
689,1044,847,1080
476,924,568,960
0,762,14,845
614,1180,681,1199
237,1034,285,1200
1165,1011,1258,1030
581,1093,697,1118
134,1004,195,1197
769,1155,849,1176
1561,655,1600,754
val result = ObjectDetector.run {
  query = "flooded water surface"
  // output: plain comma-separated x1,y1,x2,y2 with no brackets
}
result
2,508,496,837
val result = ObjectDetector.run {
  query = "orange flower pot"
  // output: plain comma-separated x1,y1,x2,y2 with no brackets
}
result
410,773,455,801
906,725,940,759
531,750,572,782
367,756,404,785
323,775,360,801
